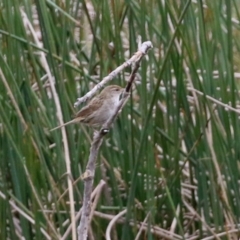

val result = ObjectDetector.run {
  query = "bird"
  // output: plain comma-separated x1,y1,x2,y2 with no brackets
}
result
50,85,125,131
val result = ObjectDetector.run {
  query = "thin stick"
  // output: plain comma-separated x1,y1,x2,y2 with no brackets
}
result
134,211,150,240
188,87,240,114
106,209,127,240
94,211,183,240
77,41,152,240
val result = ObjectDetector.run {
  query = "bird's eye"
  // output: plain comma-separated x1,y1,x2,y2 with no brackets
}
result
115,88,120,91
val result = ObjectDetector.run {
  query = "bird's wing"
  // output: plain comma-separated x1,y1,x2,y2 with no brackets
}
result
74,96,102,120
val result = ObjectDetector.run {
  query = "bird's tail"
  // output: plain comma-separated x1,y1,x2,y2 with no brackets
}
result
50,119,76,131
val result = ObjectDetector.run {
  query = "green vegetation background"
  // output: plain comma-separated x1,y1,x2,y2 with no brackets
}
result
1,0,240,239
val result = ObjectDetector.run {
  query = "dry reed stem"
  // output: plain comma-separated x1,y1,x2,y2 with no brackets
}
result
106,209,127,240
20,9,76,240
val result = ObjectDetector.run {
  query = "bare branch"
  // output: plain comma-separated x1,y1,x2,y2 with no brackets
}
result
77,41,152,240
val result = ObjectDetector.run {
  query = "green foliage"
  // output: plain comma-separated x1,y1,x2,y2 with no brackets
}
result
1,0,240,239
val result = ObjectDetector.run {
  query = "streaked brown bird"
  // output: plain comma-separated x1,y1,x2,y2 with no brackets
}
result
50,85,124,131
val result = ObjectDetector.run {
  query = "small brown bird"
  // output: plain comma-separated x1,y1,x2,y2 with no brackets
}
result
50,85,124,131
